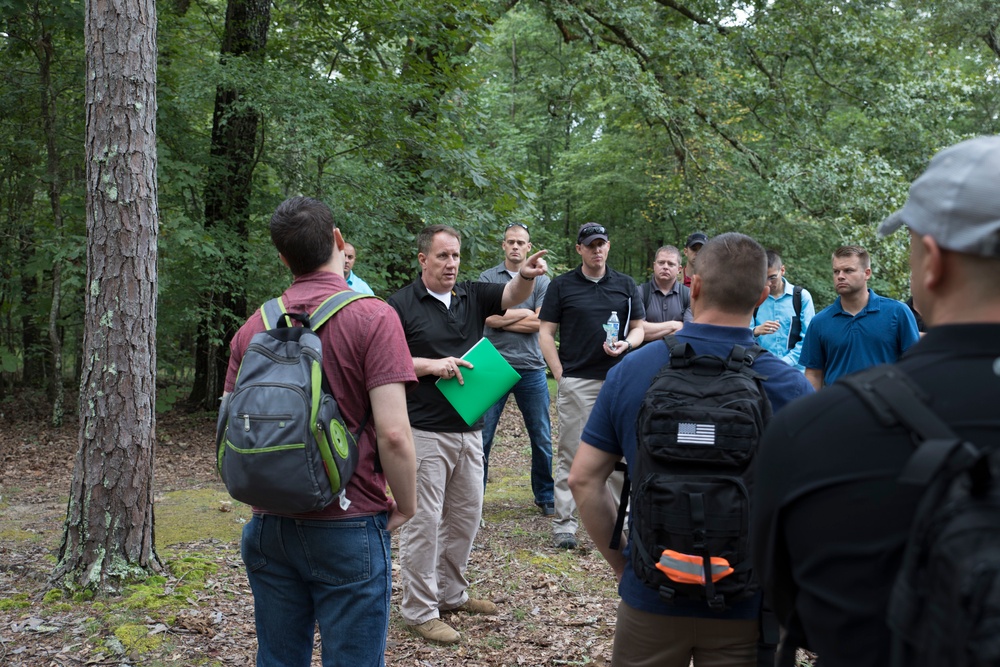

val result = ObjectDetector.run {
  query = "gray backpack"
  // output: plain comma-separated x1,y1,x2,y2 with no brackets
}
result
216,291,374,514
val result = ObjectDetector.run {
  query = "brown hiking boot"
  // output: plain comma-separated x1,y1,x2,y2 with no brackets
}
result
410,619,461,644
446,598,498,615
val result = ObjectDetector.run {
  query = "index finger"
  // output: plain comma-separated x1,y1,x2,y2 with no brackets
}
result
526,248,548,263
455,359,474,369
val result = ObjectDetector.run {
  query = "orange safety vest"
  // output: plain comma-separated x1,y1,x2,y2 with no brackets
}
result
655,549,734,585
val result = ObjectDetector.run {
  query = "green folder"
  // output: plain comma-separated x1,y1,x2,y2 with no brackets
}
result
435,337,522,426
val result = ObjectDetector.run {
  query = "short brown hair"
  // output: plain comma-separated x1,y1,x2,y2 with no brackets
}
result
833,245,870,270
417,224,461,256
692,233,767,315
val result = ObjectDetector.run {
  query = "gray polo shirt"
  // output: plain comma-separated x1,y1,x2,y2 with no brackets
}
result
479,262,550,371
642,278,692,324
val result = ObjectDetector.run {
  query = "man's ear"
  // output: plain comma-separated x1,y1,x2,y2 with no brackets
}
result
690,274,702,300
921,234,945,291
278,253,290,269
333,228,345,251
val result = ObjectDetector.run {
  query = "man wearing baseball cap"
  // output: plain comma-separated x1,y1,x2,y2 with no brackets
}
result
682,231,708,286
752,136,1000,667
539,223,645,549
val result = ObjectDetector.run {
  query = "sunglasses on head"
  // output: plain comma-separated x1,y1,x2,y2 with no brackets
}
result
578,225,606,242
505,222,529,232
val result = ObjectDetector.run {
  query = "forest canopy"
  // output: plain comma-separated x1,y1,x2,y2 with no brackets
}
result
2,0,999,411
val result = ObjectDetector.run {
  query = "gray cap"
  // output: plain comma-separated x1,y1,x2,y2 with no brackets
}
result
878,135,1000,258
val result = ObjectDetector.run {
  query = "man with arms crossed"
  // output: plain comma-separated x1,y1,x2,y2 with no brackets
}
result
225,197,417,667
752,135,1000,667
640,244,692,342
539,223,644,550
479,222,555,516
388,224,548,644
799,244,919,390
570,233,813,666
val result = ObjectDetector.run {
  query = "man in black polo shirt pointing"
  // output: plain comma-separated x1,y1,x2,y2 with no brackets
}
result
539,223,644,550
388,224,547,645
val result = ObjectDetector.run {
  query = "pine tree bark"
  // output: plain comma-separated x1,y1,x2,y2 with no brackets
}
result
53,0,161,590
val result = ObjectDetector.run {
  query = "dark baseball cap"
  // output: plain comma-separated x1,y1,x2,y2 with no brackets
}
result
577,223,609,246
878,136,1000,258
685,232,708,249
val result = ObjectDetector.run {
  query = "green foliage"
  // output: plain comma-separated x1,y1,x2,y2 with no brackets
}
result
1,0,998,396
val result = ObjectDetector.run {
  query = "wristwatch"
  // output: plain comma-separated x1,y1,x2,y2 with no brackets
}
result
624,340,633,353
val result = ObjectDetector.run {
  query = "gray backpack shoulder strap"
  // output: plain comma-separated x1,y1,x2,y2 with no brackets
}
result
310,291,378,330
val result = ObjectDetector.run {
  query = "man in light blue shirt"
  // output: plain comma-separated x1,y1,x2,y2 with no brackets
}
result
752,250,815,371
344,242,375,295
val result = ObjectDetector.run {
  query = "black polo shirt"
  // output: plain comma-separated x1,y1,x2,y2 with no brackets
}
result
539,266,644,380
752,324,1000,667
387,277,504,432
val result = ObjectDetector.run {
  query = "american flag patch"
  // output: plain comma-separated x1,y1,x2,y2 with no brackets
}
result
678,422,716,445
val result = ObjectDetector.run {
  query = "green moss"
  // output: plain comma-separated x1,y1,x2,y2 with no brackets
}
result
0,526,43,542
73,589,95,602
168,555,217,581
155,488,253,545
43,589,65,603
113,623,163,653
115,555,218,613
0,593,30,611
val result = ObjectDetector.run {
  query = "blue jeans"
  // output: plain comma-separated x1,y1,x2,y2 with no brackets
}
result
241,513,391,667
481,368,554,505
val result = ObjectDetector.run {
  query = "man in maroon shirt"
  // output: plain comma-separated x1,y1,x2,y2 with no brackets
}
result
225,197,417,667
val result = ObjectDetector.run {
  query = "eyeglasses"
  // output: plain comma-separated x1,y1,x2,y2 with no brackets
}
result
577,225,607,242
505,222,529,232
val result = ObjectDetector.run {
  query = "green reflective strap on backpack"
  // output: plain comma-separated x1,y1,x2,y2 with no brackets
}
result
260,297,287,330
309,291,374,329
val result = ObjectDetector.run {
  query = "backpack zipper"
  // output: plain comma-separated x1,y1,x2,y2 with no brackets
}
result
238,413,294,431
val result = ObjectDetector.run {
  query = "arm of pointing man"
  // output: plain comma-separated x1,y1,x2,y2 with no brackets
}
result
501,249,548,310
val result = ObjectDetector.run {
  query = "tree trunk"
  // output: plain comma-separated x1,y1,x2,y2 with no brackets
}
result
187,0,269,411
39,29,66,426
53,0,160,590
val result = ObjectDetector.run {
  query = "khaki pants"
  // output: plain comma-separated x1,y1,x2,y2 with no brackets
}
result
399,428,484,625
612,600,758,667
552,376,623,535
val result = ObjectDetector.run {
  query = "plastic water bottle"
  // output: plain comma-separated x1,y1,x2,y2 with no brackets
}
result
605,311,620,347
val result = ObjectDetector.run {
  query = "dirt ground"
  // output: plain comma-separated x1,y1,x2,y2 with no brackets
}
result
0,400,620,666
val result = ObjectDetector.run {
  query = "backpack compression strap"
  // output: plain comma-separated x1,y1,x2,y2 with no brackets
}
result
838,366,978,486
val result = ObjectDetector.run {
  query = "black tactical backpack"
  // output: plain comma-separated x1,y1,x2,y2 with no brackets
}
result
615,335,771,611
836,366,1000,667
216,291,374,514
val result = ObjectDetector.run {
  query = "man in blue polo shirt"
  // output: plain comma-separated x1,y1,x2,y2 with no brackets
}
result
569,232,813,666
800,245,919,390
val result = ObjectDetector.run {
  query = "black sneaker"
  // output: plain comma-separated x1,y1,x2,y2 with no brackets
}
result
536,501,555,517
553,532,578,549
